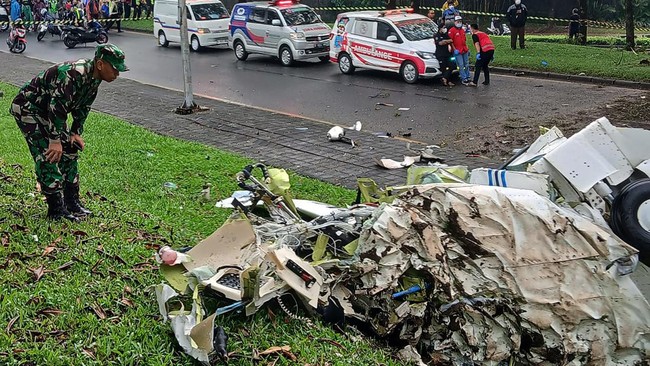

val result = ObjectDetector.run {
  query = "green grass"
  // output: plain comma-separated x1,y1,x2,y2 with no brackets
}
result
0,82,403,365
525,34,650,47
122,18,154,33
476,35,650,82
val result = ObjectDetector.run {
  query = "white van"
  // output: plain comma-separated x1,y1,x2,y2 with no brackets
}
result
228,0,331,66
154,0,230,51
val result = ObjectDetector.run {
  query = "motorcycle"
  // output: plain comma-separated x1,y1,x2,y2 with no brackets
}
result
487,17,511,36
37,9,68,41
62,20,108,48
6,22,26,53
0,6,9,32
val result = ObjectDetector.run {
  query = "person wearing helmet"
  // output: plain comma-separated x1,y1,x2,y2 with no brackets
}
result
9,44,129,221
448,15,470,85
506,0,527,49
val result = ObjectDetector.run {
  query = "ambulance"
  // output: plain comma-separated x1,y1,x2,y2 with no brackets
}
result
228,0,331,66
330,9,442,84
154,0,230,52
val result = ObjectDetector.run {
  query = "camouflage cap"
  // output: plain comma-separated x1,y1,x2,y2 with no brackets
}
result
95,44,129,72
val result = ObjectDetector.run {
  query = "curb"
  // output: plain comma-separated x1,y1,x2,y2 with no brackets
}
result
488,67,650,90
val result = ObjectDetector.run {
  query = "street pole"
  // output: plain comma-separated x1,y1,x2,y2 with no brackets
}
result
177,0,196,112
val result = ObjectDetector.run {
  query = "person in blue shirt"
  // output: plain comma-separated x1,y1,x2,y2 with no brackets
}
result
442,2,460,28
10,0,22,21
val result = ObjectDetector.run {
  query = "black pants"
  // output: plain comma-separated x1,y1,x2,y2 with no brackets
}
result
511,26,525,49
439,58,453,82
473,50,494,84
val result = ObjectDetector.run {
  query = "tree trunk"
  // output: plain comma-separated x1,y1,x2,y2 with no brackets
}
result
625,0,635,50
386,0,397,10
579,0,588,45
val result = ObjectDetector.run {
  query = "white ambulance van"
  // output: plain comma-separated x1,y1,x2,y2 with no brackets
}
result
154,0,230,51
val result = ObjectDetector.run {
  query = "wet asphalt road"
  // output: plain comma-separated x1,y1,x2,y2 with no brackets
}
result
7,30,641,144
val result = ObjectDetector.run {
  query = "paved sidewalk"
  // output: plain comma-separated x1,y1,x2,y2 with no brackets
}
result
0,52,497,189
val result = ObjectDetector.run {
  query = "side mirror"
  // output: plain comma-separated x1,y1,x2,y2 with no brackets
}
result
386,35,398,42
272,19,281,26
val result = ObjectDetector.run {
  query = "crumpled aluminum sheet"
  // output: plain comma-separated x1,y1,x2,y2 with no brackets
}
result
338,184,649,365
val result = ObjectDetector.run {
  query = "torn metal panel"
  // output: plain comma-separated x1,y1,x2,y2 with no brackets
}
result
183,219,256,272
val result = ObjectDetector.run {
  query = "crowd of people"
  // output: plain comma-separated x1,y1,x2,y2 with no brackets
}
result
424,0,501,87
6,0,152,31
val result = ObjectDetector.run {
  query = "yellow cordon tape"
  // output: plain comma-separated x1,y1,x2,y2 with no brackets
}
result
313,6,650,32
3,9,648,32
0,16,152,26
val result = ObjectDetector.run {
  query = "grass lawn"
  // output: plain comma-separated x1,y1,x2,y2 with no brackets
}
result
478,35,650,82
0,82,403,365
122,18,154,33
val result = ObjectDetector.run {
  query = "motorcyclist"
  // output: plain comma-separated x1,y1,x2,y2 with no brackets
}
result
8,17,25,46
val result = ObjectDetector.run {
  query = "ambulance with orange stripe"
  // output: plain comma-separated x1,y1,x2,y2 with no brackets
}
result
330,9,442,84
228,0,331,66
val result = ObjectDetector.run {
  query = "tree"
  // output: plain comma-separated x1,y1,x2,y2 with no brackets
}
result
625,0,635,49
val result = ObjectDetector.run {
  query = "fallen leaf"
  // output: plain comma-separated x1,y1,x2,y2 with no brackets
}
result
57,261,74,271
1,233,9,246
259,346,296,361
119,297,134,307
90,302,107,320
113,255,127,265
6,316,19,334
82,348,96,360
38,308,64,316
42,246,57,257
26,296,45,305
50,236,63,245
72,230,88,237
124,285,132,294
30,266,45,282
90,259,103,273
317,338,347,350
10,224,28,232
267,308,276,326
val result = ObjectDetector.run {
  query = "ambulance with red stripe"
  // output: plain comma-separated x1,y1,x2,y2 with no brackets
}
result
330,9,442,83
228,0,331,66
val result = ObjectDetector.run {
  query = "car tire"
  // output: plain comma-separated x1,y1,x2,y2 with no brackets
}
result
279,45,294,67
400,61,419,84
234,40,248,61
190,35,201,52
158,30,169,47
611,179,650,265
338,52,355,74
318,55,330,63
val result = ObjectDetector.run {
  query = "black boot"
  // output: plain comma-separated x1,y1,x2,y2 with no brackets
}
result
46,192,79,222
64,183,93,217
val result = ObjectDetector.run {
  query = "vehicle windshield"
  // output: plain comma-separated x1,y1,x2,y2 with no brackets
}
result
191,3,229,21
393,18,437,41
280,6,320,26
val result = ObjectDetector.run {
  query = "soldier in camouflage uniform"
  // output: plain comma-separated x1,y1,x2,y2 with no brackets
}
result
10,44,128,221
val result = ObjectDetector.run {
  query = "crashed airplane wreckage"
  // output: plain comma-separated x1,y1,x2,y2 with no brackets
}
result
155,118,650,365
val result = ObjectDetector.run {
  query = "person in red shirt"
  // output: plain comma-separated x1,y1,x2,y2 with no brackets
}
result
468,23,495,86
448,15,470,85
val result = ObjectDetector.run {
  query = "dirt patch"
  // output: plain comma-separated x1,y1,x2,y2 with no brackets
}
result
441,92,650,163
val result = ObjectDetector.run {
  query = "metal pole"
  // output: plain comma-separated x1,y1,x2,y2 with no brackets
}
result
178,0,195,110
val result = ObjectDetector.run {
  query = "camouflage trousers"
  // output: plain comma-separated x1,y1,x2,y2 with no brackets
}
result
10,103,79,195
